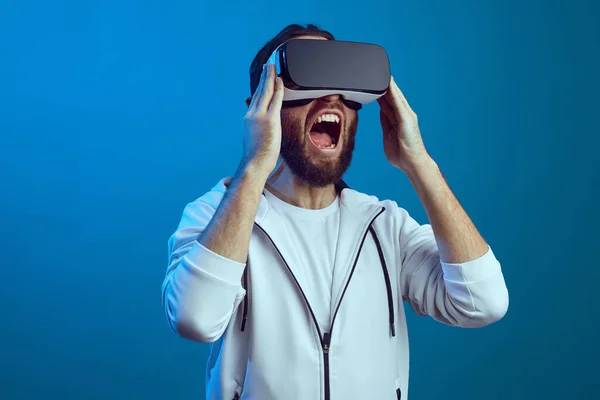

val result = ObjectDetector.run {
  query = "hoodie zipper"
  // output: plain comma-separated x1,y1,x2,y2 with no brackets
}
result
255,207,385,400
323,332,331,400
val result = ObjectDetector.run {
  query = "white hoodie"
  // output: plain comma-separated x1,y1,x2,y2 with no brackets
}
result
162,178,509,400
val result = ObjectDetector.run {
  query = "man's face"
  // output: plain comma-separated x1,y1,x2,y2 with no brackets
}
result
280,96,358,188
278,36,359,188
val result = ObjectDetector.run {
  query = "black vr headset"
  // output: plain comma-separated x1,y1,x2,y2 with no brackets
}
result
266,39,391,111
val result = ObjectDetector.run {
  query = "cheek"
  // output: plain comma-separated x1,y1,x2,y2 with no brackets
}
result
281,111,306,137
344,112,358,130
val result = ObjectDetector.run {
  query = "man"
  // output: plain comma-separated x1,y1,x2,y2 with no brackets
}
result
162,24,509,400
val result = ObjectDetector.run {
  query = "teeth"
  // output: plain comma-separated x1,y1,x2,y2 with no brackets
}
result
317,143,336,149
317,114,340,124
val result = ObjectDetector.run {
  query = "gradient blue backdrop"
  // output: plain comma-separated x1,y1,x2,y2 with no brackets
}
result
1,0,598,399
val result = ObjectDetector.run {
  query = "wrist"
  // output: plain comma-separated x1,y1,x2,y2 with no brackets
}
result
404,155,438,181
237,157,271,185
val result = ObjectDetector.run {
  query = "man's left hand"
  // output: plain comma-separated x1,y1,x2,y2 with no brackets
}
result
377,77,431,175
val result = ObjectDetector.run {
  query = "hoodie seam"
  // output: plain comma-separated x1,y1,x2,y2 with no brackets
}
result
455,264,478,313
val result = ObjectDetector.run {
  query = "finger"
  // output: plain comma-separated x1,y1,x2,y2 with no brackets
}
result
380,110,393,136
256,64,276,114
390,77,414,113
248,65,266,112
248,64,268,113
385,76,413,118
268,76,284,115
377,94,396,123
391,77,407,103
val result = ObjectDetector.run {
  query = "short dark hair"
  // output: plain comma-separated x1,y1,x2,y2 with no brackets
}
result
249,24,335,97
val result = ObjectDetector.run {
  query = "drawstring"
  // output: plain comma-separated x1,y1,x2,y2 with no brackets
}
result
240,227,395,338
240,259,249,332
369,226,396,337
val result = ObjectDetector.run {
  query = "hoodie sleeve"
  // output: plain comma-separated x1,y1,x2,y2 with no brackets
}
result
395,206,509,328
161,199,247,343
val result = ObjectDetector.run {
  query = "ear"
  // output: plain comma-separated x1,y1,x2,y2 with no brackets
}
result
245,97,251,108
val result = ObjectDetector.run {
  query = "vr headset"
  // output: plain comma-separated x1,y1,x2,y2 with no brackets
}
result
266,39,391,111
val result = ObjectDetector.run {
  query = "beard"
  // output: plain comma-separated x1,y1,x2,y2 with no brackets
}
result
279,110,358,188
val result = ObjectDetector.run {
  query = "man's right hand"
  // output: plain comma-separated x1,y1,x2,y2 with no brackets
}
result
242,63,284,179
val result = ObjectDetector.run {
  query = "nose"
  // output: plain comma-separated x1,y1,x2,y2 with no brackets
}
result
318,94,340,103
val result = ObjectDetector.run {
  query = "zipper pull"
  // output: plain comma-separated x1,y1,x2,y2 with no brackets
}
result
323,332,331,353
232,392,240,400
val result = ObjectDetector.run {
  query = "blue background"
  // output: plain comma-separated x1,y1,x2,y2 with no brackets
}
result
1,0,598,398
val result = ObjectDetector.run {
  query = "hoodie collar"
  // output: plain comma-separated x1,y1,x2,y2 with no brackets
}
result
209,177,381,224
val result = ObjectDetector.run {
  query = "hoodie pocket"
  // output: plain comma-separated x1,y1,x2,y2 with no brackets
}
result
395,376,402,400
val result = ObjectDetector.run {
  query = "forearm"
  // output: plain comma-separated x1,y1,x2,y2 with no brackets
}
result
198,160,268,263
162,161,267,342
406,156,488,264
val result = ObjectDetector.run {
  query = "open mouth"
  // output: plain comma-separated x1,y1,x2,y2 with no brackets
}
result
308,112,342,151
